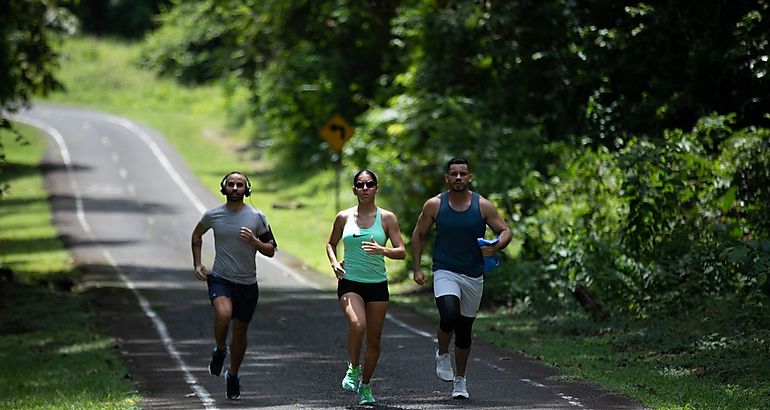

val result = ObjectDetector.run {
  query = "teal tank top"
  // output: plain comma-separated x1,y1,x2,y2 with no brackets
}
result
432,192,486,278
342,208,388,283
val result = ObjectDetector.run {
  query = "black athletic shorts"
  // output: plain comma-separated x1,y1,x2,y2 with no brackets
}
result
337,278,389,303
207,275,259,323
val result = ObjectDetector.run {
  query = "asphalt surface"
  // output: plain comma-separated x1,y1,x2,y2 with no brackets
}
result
15,104,647,409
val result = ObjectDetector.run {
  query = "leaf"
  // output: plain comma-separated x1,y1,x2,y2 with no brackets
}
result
718,186,737,214
726,246,751,264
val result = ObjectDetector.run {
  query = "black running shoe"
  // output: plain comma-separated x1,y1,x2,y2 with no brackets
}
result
209,346,227,376
225,370,241,400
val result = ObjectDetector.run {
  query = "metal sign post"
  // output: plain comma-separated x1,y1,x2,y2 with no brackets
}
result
320,114,354,212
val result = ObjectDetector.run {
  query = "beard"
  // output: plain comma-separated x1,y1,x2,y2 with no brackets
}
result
227,192,245,202
450,181,468,192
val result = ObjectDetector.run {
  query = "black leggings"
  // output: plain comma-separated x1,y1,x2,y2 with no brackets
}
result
435,295,476,349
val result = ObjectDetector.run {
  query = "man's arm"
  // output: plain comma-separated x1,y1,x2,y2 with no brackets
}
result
411,196,439,285
191,222,209,281
240,226,275,257
480,197,512,255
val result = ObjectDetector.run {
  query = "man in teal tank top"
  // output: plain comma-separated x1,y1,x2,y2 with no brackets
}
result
412,157,512,400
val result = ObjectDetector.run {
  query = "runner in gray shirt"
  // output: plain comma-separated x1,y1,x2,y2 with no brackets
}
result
191,171,277,400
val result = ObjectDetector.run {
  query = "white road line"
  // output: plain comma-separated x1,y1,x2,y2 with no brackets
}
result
521,378,546,388
101,249,217,409
20,109,588,409
14,113,219,410
97,113,326,293
100,115,209,214
98,112,593,409
106,113,591,409
14,116,91,236
386,313,434,339
521,379,587,408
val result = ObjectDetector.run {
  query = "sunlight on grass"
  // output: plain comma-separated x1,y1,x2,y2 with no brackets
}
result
0,127,73,278
1,125,139,409
42,37,405,280
57,337,113,355
18,35,767,410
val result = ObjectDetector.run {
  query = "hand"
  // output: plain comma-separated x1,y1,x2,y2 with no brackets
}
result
239,226,256,244
332,260,346,280
480,245,498,257
194,265,207,281
413,269,427,286
361,236,382,255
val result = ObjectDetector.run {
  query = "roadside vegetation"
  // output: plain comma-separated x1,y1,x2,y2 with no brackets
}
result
1,1,768,408
0,125,140,409
36,36,770,410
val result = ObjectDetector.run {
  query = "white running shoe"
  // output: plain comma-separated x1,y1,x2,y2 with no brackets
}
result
435,348,454,382
452,376,469,399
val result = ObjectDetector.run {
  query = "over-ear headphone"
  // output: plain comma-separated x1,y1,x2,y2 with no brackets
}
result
220,171,252,197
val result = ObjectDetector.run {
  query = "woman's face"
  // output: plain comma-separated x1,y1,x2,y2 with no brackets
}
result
353,172,378,201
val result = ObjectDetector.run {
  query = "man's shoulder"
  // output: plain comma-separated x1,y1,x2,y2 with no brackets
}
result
204,204,227,215
421,194,442,215
244,205,266,217
427,192,443,204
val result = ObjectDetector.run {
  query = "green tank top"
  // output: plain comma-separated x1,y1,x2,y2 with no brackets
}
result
342,208,387,283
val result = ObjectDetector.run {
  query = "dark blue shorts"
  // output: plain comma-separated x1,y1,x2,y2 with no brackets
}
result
337,278,389,303
207,275,259,323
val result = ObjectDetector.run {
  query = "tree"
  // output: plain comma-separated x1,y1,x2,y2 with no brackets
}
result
0,0,75,195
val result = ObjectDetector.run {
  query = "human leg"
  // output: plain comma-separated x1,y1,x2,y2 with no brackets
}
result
453,315,475,376
435,295,461,353
217,280,257,399
433,271,462,353
449,316,474,399
433,271,463,382
434,296,459,382
207,276,234,376
361,301,388,384
452,274,483,399
229,319,248,375
339,291,366,391
357,301,387,405
339,292,367,366
211,296,233,349
224,322,246,401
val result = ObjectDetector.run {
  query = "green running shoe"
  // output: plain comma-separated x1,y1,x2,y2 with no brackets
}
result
358,383,375,405
341,362,361,392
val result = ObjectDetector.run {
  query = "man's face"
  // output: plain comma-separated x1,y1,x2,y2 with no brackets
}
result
224,174,247,202
445,164,471,192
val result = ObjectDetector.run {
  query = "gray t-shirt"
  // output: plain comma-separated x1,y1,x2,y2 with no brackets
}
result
200,204,270,285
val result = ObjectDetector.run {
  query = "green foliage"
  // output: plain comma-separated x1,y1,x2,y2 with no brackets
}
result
0,0,75,195
140,0,770,318
139,1,234,84
0,125,139,409
0,1,74,111
141,0,399,173
31,32,770,408
62,0,167,39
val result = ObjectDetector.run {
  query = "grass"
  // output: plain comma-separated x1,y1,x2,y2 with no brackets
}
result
0,126,140,409
395,291,770,410
44,36,344,272
3,35,766,409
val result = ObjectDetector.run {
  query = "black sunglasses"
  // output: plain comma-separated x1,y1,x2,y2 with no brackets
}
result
354,181,377,189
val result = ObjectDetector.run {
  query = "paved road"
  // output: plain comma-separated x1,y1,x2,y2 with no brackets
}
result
16,104,646,409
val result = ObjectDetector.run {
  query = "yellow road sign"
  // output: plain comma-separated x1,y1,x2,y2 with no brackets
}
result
320,114,354,152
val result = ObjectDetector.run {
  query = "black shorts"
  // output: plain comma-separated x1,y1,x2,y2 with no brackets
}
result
337,278,389,303
207,275,259,323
